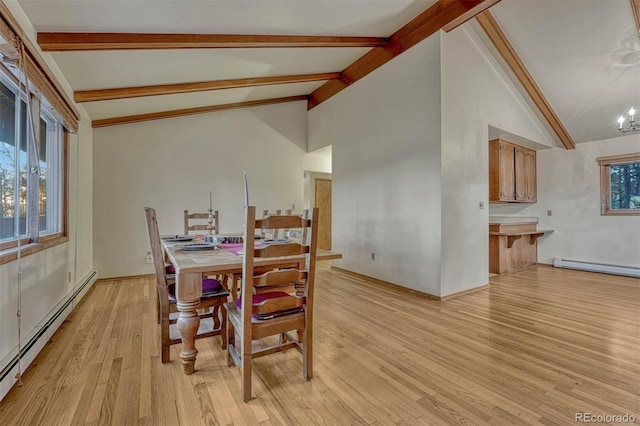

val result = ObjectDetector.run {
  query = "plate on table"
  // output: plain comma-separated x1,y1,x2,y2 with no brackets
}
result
177,242,217,251
162,236,194,242
261,239,293,245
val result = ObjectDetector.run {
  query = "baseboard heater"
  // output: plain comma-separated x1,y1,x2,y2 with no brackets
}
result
552,258,640,278
0,270,98,399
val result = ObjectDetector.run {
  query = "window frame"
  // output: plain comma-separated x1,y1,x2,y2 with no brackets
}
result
0,126,68,265
0,4,75,266
598,152,640,216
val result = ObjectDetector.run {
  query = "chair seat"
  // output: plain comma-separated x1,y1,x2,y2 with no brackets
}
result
168,278,225,301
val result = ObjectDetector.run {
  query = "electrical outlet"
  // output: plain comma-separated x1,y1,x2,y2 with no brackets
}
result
292,203,296,210
479,201,485,210
146,252,153,264
371,252,376,260
547,210,552,216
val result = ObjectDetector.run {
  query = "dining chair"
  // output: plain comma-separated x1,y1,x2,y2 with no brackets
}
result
145,207,229,363
224,206,318,402
262,209,288,239
184,209,219,235
227,209,304,300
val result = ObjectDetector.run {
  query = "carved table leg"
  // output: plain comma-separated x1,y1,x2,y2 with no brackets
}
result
176,300,200,374
176,272,202,375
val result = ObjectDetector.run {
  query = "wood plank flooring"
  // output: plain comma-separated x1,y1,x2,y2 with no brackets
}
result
0,264,638,425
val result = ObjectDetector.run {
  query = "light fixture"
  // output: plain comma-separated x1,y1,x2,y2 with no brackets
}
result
617,107,640,135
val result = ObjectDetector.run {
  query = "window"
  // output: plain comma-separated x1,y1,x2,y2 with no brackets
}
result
0,68,64,252
598,153,640,216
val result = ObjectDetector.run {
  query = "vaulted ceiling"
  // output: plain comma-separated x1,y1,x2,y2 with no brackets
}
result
11,0,640,145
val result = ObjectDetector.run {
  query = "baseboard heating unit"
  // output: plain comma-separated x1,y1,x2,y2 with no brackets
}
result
553,258,640,278
0,270,98,401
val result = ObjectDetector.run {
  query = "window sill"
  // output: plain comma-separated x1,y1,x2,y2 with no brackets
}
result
0,234,69,266
601,210,640,216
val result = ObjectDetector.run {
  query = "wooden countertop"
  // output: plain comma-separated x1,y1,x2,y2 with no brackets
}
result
488,221,538,226
489,229,554,248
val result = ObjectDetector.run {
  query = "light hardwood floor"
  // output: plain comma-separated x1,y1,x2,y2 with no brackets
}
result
0,264,638,425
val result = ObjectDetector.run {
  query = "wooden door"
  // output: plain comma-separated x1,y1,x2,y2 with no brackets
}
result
524,150,537,202
499,141,516,201
314,178,332,250
514,147,527,201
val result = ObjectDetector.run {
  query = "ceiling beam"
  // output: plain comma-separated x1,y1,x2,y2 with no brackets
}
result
75,72,340,103
307,0,501,110
632,0,640,38
37,32,388,51
92,95,308,128
476,11,575,150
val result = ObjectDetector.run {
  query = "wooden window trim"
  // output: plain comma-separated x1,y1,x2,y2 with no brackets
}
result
0,234,69,266
598,152,640,216
0,131,69,265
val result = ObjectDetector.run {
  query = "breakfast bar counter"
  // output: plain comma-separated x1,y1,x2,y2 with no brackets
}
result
489,217,553,275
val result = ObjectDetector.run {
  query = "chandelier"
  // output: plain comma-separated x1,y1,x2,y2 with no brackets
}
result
617,108,640,135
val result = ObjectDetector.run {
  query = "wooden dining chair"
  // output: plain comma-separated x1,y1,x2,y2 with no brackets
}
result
261,209,282,239
184,209,219,235
262,209,309,241
145,207,229,363
224,206,318,402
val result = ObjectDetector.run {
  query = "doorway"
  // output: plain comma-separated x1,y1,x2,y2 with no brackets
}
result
314,178,332,250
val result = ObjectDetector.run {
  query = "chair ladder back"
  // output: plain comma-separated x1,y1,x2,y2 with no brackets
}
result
145,207,169,294
261,209,282,239
255,243,308,258
184,209,219,235
301,209,310,245
239,206,257,399
304,208,319,300
256,215,310,230
253,269,307,287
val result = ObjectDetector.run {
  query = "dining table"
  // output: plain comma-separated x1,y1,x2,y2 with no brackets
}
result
161,237,342,374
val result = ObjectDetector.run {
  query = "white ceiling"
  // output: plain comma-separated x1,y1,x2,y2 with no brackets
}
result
17,0,433,36
13,0,640,144
491,0,640,143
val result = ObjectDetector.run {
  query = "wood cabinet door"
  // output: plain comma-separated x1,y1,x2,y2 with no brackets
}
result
514,147,527,201
524,150,537,202
499,141,516,201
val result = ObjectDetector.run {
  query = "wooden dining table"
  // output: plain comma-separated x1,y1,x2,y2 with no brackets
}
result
162,238,341,374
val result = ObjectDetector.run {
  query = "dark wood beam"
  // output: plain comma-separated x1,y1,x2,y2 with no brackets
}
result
442,0,501,32
308,0,501,110
476,11,575,150
632,0,640,38
37,32,388,51
75,72,339,103
91,95,308,128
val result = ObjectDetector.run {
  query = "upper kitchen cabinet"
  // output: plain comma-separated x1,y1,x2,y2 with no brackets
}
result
489,139,537,203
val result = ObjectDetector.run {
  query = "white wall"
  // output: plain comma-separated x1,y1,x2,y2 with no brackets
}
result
0,3,94,398
491,133,640,267
309,34,443,295
308,25,563,298
439,26,556,296
93,101,328,278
